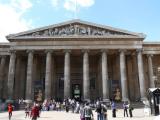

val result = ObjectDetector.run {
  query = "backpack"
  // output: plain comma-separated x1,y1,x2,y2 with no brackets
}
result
84,107,92,117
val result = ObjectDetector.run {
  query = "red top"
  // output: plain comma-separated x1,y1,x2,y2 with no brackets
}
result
31,106,39,117
8,105,13,112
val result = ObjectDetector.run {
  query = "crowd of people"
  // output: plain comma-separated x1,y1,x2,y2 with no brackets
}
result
6,98,136,120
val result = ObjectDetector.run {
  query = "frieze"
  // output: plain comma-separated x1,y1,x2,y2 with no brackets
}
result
20,24,129,37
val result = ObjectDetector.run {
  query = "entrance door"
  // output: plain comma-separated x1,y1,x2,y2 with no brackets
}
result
72,84,81,101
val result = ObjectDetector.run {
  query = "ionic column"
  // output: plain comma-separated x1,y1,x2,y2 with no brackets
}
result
0,56,6,98
101,50,109,100
83,50,90,100
45,50,52,99
64,50,71,99
119,50,128,101
8,51,16,99
25,50,34,100
147,54,154,88
137,49,146,100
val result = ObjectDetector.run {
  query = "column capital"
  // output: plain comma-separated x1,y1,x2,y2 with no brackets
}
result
26,50,34,53
8,50,16,54
82,49,89,53
63,49,71,53
45,49,53,54
119,49,127,53
101,49,108,53
136,49,143,53
0,55,7,58
147,54,153,58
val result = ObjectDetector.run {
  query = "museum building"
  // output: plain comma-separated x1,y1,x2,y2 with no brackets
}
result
0,19,160,102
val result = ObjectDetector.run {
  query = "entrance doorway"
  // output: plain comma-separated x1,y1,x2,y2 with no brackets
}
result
72,84,81,101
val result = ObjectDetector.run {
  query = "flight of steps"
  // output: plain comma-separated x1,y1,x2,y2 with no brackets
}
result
18,103,26,110
114,102,144,109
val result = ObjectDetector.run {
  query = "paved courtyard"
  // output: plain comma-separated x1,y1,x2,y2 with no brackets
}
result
0,108,159,120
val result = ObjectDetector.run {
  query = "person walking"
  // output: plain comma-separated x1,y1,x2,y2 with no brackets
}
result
123,101,128,117
84,102,93,120
96,103,103,120
24,104,30,118
30,104,39,120
102,104,107,120
8,103,13,120
111,101,116,118
128,103,134,117
80,104,85,120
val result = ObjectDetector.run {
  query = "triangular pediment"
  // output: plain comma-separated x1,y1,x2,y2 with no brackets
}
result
7,19,145,40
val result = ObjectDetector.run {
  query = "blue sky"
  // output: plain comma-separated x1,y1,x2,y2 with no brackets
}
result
0,0,160,42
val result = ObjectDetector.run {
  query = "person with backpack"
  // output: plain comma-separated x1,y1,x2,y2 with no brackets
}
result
84,102,93,120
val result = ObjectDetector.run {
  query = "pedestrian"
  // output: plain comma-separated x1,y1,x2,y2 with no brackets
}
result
80,104,85,120
24,104,30,118
8,103,13,120
84,102,93,120
102,104,107,120
111,101,116,117
95,103,103,120
65,100,70,112
123,101,128,117
30,104,39,120
128,103,134,117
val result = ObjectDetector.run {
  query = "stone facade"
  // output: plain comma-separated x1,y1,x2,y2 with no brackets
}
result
0,19,160,102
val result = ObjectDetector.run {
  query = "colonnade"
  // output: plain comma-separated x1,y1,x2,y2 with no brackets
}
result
0,49,155,101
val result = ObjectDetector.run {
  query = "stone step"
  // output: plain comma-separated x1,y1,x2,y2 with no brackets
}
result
112,102,144,109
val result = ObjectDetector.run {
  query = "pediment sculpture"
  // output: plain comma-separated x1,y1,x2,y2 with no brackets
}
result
23,24,129,37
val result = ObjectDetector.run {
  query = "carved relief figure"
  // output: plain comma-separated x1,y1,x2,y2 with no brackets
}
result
43,30,49,36
28,24,126,37
79,26,87,35
69,25,75,34
53,28,59,35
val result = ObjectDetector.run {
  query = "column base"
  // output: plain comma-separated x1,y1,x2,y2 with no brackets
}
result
24,99,32,104
141,97,148,102
5,99,14,104
102,99,110,107
122,98,129,102
141,97,149,106
102,99,110,102
83,99,90,103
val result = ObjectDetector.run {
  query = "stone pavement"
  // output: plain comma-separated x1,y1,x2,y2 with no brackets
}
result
0,108,159,120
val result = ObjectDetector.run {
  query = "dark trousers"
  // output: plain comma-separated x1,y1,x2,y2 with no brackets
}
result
32,116,37,120
112,109,116,117
124,108,128,117
9,112,12,120
97,113,103,120
129,109,133,117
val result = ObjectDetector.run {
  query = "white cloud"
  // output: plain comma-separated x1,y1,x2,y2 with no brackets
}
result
64,0,95,12
0,0,33,42
51,0,59,7
11,0,33,13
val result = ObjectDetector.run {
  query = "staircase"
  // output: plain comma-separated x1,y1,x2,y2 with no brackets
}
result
18,103,26,110
114,102,144,109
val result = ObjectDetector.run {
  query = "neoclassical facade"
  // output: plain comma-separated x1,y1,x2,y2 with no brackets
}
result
0,19,160,102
